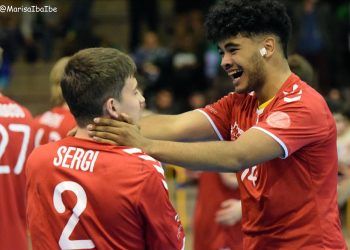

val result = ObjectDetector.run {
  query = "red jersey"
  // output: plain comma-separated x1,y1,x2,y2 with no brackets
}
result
199,74,346,249
34,106,76,146
194,173,243,250
0,95,35,250
26,136,185,250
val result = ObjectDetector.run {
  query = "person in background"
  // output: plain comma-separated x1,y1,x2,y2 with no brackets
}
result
132,31,172,100
287,53,316,90
186,91,243,250
34,56,76,146
0,46,36,250
335,106,350,207
194,173,243,250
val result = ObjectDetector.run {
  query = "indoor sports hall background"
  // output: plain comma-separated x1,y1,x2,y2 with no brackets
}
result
0,0,349,249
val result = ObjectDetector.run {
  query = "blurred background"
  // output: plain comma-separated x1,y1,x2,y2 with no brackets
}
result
0,0,349,249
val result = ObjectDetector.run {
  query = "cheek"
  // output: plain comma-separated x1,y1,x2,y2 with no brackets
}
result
119,97,140,113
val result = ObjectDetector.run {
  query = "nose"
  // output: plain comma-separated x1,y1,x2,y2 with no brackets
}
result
220,52,233,69
140,95,146,108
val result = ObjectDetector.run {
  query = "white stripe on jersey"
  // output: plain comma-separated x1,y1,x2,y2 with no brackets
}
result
122,148,142,154
153,164,164,176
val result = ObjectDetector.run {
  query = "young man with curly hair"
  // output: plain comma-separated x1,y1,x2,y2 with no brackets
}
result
88,0,346,248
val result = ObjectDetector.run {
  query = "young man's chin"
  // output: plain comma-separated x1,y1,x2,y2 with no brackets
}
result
233,86,247,94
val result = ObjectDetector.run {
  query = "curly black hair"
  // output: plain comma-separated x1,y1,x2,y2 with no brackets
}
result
205,0,291,57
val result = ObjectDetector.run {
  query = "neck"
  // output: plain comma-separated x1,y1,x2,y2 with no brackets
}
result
61,103,70,110
75,127,94,141
255,58,291,104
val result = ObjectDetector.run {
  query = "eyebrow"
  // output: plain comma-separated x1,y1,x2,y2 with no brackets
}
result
217,42,240,51
224,42,240,49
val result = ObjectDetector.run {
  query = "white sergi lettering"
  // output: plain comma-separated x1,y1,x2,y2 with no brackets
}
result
53,146,99,172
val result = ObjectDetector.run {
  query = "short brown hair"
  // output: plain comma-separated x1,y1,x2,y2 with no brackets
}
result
61,48,136,127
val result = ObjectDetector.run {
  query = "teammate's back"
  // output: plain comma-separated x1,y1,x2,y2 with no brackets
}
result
26,136,184,250
34,106,76,146
0,95,35,250
33,56,76,146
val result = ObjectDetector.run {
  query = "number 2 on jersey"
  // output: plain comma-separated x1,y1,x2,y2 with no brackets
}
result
53,181,95,249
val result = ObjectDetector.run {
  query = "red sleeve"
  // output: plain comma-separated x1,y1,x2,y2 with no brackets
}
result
198,94,235,141
138,170,185,250
253,92,333,158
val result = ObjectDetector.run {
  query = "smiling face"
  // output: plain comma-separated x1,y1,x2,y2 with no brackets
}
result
116,76,145,123
218,35,267,94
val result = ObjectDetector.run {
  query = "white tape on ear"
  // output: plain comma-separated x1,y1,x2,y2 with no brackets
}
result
260,47,267,57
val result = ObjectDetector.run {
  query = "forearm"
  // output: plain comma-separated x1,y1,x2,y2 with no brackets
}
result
140,110,217,141
144,140,244,172
142,128,283,172
140,114,181,140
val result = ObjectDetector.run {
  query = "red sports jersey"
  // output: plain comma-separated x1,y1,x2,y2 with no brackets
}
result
26,136,185,250
34,106,76,146
199,73,346,249
0,95,35,250
194,173,243,250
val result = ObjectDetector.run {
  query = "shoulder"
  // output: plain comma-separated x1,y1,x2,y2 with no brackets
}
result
121,148,164,176
205,92,256,112
271,79,334,130
94,146,164,179
0,96,33,120
218,92,255,104
275,78,327,111
108,148,167,190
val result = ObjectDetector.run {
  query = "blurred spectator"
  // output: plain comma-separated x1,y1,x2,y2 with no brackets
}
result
326,88,345,112
0,11,20,88
330,0,349,89
61,0,100,56
187,91,207,111
204,43,221,84
174,0,213,16
290,0,333,93
132,31,172,102
148,88,179,114
335,107,350,170
21,0,61,61
171,32,206,108
334,106,350,207
288,53,317,89
128,0,159,52
64,0,94,35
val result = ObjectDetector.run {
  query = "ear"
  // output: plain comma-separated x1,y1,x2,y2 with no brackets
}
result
104,98,119,119
263,36,276,58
